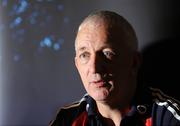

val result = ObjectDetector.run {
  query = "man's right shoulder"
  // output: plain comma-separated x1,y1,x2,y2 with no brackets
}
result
49,95,88,126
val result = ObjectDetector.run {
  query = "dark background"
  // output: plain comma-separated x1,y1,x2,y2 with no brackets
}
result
0,0,179,125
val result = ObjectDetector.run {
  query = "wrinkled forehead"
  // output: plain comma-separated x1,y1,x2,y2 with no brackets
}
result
75,19,129,51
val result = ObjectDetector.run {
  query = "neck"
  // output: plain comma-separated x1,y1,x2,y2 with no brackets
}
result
96,101,130,126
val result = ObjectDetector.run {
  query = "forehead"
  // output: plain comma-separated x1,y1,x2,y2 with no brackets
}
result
75,21,126,51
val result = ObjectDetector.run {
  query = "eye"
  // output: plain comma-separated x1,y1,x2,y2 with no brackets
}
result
103,50,115,60
78,52,90,64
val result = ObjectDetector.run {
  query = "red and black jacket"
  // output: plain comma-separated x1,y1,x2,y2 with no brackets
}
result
49,87,180,126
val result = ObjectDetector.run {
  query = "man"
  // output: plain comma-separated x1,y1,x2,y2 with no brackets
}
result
49,10,180,126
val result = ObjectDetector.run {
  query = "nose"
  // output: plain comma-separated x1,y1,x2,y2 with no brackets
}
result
89,53,105,74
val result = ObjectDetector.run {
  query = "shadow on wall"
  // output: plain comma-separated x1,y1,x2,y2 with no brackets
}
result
138,38,180,101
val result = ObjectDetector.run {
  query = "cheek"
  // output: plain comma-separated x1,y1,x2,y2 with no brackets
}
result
112,59,132,76
79,64,87,75
78,66,89,85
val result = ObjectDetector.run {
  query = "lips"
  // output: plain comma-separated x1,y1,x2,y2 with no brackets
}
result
89,74,112,88
90,80,106,87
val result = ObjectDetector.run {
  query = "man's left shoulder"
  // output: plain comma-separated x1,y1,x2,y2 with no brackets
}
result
150,87,180,108
150,87,180,125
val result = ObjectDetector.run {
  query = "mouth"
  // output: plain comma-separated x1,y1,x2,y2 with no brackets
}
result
89,74,113,88
90,80,110,88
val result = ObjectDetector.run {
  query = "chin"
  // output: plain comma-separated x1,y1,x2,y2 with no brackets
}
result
91,90,110,101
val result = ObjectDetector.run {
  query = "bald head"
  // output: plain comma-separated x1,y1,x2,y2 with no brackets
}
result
75,10,138,52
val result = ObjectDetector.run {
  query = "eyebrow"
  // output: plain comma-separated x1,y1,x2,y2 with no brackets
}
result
76,46,87,53
76,43,114,52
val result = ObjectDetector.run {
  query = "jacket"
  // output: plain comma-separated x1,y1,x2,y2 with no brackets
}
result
49,87,180,126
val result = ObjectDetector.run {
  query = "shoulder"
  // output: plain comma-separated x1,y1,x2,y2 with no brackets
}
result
150,87,180,109
149,87,180,125
49,95,88,126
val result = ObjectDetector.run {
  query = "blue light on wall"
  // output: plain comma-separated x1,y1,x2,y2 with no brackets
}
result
0,0,66,63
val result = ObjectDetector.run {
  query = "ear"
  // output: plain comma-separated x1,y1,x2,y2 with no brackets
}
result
74,56,78,69
132,51,142,74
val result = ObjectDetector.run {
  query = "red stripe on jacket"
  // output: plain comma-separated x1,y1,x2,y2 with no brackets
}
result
145,117,152,126
72,111,88,126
